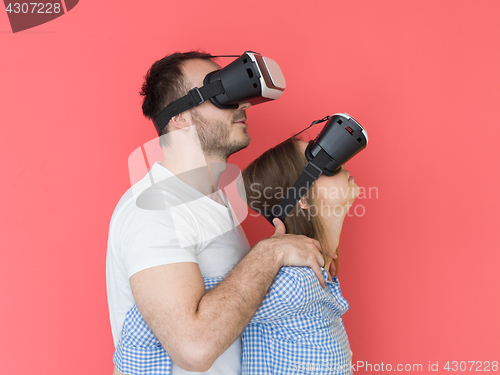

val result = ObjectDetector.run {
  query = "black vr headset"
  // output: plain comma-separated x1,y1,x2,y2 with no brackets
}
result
261,113,368,225
153,51,286,136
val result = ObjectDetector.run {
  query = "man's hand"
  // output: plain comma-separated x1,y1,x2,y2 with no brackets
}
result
253,218,336,288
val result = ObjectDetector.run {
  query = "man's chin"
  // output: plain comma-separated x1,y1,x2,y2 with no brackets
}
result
241,134,251,149
234,129,251,144
228,136,251,156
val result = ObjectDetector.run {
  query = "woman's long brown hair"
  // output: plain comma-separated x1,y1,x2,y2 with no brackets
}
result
242,138,338,273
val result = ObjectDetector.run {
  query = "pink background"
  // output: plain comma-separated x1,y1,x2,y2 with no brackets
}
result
1,0,499,373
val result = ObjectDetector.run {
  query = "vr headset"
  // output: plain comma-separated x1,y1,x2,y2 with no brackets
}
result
153,51,286,136
261,113,368,225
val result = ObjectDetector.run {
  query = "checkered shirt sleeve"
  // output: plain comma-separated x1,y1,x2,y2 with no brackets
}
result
241,266,353,375
113,277,223,375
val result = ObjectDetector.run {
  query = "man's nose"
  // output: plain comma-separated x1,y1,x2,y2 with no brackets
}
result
237,102,251,110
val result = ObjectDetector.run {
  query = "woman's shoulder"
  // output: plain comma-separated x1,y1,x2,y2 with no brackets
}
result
277,266,349,314
269,266,328,303
278,266,332,285
277,267,344,299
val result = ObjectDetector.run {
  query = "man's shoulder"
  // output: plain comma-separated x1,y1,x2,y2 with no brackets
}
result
108,176,180,243
110,165,193,222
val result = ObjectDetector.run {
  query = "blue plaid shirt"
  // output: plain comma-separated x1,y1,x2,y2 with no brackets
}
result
113,268,352,374
242,267,352,374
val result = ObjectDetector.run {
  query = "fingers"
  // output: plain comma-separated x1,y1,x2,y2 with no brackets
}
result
305,243,326,287
329,261,336,278
264,224,333,288
272,218,286,236
310,238,322,254
326,247,337,260
324,257,333,281
309,262,326,288
310,243,325,268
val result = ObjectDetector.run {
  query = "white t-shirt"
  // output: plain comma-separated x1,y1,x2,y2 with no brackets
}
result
106,162,250,374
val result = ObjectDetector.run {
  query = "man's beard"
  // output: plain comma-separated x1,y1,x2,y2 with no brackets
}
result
191,108,251,159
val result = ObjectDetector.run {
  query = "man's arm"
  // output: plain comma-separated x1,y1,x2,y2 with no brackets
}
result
130,219,334,372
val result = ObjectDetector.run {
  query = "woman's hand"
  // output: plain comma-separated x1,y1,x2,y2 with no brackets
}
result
324,256,336,281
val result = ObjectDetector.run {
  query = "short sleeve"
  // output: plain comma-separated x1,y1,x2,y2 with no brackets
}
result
121,208,198,278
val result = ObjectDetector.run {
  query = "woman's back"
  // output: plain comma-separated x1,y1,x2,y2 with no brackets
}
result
242,266,352,374
113,268,352,374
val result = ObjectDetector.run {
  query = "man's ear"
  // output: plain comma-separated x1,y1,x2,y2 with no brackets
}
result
169,112,190,130
298,196,309,210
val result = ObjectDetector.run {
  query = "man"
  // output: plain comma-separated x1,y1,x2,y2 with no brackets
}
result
107,51,335,374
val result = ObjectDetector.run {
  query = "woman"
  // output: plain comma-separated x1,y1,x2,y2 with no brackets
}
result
240,137,360,374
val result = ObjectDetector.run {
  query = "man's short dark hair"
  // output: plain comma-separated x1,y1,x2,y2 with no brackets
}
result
140,51,214,137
